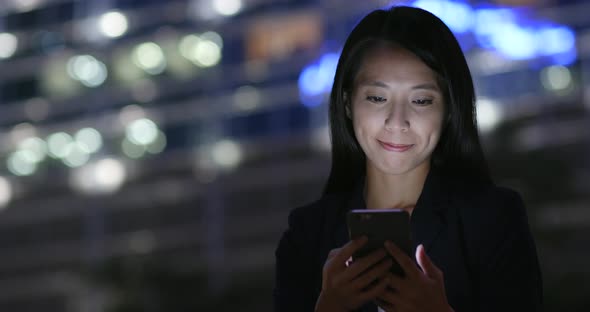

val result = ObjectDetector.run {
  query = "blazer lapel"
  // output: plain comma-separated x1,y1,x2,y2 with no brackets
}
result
410,167,453,254
331,175,366,249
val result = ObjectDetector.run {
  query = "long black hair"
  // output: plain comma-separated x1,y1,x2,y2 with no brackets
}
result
323,6,491,195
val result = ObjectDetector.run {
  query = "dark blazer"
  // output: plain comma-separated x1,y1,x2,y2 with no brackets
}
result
273,168,543,312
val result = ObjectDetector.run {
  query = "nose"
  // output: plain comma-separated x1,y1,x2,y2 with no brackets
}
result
384,102,409,132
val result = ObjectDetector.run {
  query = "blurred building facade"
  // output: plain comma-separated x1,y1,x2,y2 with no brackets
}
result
0,0,589,311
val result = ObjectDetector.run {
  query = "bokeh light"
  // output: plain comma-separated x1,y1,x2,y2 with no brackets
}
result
476,97,502,133
132,42,167,75
70,158,127,195
179,34,223,68
213,0,243,16
66,54,108,87
211,139,243,169
47,132,74,159
121,138,147,159
0,177,13,209
412,0,474,33
75,128,103,153
537,26,576,56
310,125,331,152
126,118,159,145
195,40,222,67
146,131,167,154
118,104,147,126
7,151,38,176
10,122,38,146
12,0,42,12
18,137,47,163
541,65,573,92
62,142,91,168
99,11,129,38
0,33,18,59
200,31,224,49
233,85,261,111
298,52,339,107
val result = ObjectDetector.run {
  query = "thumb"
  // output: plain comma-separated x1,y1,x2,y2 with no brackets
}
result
415,244,443,281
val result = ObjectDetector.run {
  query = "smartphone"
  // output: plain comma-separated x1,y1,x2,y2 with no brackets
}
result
346,209,412,277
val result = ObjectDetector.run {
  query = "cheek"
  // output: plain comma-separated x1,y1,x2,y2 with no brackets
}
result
417,115,444,145
352,107,382,138
352,100,385,123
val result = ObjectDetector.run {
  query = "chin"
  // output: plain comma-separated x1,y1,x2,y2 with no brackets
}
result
376,163,414,176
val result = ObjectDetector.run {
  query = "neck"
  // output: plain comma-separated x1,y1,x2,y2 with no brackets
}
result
363,162,431,215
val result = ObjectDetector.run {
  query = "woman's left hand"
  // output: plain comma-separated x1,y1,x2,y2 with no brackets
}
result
376,242,454,312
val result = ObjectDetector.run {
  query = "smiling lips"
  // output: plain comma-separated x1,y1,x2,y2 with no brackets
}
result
378,140,414,152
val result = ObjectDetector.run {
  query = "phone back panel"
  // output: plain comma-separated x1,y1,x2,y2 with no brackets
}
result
347,209,412,276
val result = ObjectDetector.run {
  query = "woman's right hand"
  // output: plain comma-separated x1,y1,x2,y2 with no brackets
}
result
315,236,393,312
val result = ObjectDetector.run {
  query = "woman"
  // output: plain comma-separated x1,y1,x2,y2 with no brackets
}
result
274,6,543,312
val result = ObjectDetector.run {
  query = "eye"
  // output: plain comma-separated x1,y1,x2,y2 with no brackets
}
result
366,95,386,103
412,99,434,106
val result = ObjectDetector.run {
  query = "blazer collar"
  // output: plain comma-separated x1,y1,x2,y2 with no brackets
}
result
333,166,453,254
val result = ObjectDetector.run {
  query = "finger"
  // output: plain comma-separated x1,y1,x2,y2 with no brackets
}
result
378,289,412,312
375,299,395,312
327,248,341,260
351,258,392,290
385,272,405,292
342,248,388,281
384,241,418,278
326,237,368,273
377,287,400,307
357,274,390,304
334,236,368,265
415,244,443,282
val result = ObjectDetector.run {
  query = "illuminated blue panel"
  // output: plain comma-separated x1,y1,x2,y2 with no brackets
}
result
412,0,474,33
298,52,339,108
492,24,538,60
410,0,577,65
537,26,576,56
473,7,518,49
537,25,577,65
299,66,324,96
317,53,339,90
550,50,577,66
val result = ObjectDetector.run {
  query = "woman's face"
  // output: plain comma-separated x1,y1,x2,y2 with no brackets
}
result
347,44,445,176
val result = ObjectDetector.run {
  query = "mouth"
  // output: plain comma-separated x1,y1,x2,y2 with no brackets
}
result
377,140,414,152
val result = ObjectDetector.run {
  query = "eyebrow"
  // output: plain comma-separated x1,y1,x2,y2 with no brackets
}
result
411,83,440,91
357,80,440,92
358,80,389,88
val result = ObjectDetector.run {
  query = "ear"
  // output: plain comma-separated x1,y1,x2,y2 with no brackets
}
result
343,92,352,119
345,105,352,119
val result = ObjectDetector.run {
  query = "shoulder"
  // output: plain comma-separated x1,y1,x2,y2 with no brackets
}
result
286,192,348,231
451,180,532,241
275,192,348,259
455,181,527,221
449,180,543,306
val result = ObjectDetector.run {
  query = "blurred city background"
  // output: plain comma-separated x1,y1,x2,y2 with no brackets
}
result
0,0,588,311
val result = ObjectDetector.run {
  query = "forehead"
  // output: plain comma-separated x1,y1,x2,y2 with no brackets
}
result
354,43,438,87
